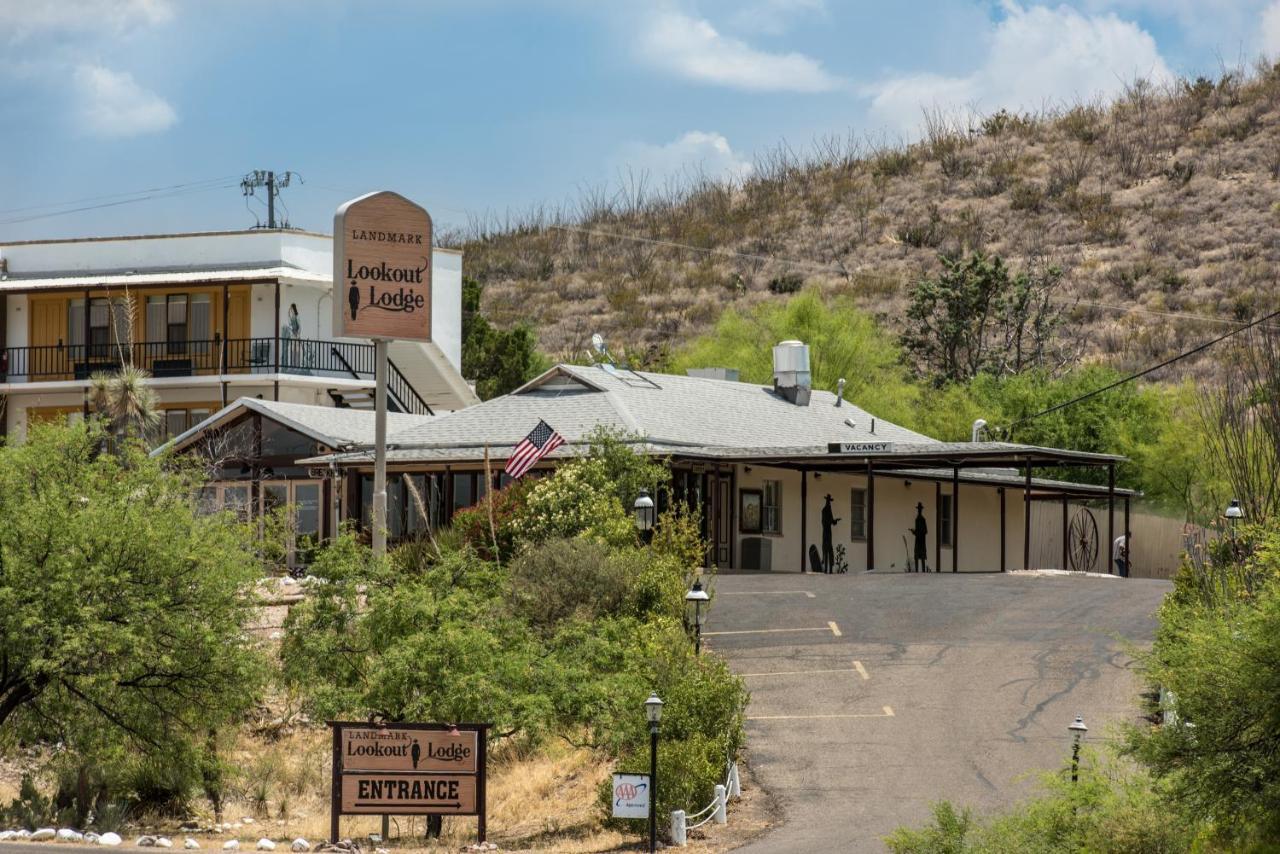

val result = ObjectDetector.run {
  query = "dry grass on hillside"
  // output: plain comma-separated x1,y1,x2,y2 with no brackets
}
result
453,65,1280,378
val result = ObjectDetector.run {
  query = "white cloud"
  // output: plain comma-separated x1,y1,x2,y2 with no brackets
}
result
728,0,825,35
618,131,754,184
638,7,840,92
0,0,172,41
865,3,1174,135
74,64,177,137
1261,2,1280,56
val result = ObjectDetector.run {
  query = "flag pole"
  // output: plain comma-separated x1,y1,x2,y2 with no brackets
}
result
485,444,500,568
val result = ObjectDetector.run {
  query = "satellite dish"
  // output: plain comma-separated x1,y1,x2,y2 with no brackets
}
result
591,333,606,353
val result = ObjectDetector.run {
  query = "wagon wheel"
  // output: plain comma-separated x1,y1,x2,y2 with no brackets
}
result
1067,507,1099,572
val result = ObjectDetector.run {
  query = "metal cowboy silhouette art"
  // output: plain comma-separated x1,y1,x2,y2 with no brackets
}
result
909,502,929,573
821,494,841,574
348,279,361,320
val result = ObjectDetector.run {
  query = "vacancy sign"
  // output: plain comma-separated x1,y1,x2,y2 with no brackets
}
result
611,774,650,819
333,191,433,342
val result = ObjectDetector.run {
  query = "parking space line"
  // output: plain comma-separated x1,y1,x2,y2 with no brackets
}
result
704,623,841,637
718,590,817,598
747,706,895,721
853,660,869,680
739,667,859,678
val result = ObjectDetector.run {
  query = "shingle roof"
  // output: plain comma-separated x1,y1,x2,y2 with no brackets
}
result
381,363,934,454
156,397,431,455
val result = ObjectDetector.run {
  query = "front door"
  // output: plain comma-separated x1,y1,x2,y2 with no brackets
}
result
709,472,733,569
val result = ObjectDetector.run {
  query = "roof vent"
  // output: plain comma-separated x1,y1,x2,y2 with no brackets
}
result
772,340,811,406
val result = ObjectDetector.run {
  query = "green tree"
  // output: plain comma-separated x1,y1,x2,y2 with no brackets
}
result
462,276,550,400
1128,524,1280,845
901,252,1073,386
0,422,263,781
669,288,921,427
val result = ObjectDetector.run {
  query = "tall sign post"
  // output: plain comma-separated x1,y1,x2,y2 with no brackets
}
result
333,192,433,556
329,722,489,845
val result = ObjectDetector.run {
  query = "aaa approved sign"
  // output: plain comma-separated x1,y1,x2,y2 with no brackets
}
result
611,773,650,819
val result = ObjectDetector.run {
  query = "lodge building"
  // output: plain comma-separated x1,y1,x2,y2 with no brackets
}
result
167,341,1137,575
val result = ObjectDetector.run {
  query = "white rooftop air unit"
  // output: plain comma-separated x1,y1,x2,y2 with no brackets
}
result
772,340,811,406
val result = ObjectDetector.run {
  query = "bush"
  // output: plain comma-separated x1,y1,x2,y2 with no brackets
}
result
767,272,804,294
449,476,536,562
512,458,637,548
508,538,630,631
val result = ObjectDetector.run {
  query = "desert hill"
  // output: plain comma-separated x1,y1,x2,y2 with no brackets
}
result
450,67,1280,377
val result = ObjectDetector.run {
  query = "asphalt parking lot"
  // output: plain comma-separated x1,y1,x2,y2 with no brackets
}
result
707,570,1171,853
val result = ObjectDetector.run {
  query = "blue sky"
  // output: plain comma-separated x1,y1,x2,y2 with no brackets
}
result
2,0,1278,242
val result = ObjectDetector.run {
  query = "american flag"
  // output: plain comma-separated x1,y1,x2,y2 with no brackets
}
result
504,420,565,479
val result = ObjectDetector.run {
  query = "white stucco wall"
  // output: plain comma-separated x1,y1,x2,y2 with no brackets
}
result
731,463,1028,573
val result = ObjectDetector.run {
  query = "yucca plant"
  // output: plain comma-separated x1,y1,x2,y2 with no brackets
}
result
88,364,160,443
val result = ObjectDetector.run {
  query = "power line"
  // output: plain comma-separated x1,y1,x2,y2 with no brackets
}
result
0,181,239,226
1006,306,1280,435
0,175,240,217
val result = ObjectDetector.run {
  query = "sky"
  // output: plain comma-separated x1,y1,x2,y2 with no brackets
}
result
2,0,1280,243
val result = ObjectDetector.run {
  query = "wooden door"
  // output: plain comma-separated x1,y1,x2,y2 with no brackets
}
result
709,472,734,569
28,298,70,379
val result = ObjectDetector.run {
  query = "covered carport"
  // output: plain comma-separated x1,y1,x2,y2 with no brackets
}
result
665,441,1135,574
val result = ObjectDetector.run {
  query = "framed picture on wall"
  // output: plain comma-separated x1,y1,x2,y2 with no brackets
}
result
739,488,763,533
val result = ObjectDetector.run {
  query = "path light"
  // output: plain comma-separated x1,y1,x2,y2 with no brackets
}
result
685,579,710,654
645,693,664,853
1225,499,1244,548
1068,714,1088,783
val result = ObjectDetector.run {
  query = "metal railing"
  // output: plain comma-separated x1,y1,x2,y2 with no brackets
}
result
0,337,432,415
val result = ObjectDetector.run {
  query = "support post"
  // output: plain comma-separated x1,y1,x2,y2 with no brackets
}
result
1062,496,1069,571
935,481,942,573
866,461,875,572
714,785,727,824
329,725,341,844
951,466,959,573
221,282,230,375
1124,496,1131,579
800,469,808,572
1107,464,1116,576
272,279,281,401
1023,460,1032,570
999,488,1007,573
372,339,389,558
649,727,659,854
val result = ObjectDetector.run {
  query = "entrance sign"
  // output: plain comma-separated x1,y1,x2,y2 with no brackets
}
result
333,191,433,342
827,442,895,454
611,774,650,819
329,722,488,843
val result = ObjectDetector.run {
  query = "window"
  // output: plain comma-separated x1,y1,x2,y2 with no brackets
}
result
70,297,129,357
850,489,867,540
147,294,209,354
939,494,953,547
158,408,212,442
451,471,488,514
762,479,782,534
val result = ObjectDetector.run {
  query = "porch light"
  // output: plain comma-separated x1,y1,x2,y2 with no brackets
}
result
633,489,655,532
1224,499,1244,519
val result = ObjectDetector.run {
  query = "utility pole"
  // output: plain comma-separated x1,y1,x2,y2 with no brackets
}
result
240,170,298,229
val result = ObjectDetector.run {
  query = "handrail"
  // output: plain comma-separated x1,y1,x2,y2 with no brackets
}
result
387,357,433,416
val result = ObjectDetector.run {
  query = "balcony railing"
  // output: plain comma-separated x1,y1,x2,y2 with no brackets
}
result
0,337,432,415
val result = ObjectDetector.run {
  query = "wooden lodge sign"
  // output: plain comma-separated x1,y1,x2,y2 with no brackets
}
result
329,722,489,842
333,191,433,342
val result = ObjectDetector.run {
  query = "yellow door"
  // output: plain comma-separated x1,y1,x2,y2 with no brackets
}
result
28,298,70,379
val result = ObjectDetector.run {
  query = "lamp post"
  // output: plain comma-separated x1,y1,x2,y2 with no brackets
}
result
685,579,710,654
645,693,664,854
1225,499,1244,546
1068,714,1088,783
634,489,656,544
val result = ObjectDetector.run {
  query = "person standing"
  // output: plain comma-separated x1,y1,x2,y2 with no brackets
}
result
821,494,840,574
1112,534,1128,577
